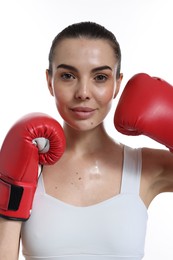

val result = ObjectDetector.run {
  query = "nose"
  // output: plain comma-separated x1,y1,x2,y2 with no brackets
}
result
75,80,91,101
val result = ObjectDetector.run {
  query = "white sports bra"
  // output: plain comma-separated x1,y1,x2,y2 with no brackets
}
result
21,146,148,260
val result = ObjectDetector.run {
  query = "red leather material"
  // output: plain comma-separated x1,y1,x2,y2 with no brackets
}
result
0,179,11,210
0,112,66,220
114,73,173,150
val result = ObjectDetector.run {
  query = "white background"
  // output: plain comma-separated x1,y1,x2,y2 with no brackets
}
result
0,0,173,259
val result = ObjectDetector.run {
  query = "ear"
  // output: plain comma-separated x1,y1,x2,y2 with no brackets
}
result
46,69,54,96
113,73,123,99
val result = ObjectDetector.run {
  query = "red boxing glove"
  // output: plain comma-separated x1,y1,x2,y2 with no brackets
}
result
114,73,173,150
0,112,66,220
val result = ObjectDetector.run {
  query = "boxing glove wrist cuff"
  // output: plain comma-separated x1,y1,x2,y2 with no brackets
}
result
0,178,24,211
0,177,37,220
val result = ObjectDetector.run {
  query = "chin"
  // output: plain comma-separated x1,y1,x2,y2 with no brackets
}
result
65,121,100,132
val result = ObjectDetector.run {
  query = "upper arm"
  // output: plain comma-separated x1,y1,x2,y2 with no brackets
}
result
159,149,173,191
0,217,22,260
142,147,173,194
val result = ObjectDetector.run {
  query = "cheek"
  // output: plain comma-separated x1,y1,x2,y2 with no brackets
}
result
53,88,69,103
52,90,67,113
96,87,115,105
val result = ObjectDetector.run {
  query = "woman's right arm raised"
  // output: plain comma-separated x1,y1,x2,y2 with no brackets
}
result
0,113,66,259
0,218,22,260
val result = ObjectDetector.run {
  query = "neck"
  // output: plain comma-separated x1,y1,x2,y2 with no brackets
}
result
63,123,112,155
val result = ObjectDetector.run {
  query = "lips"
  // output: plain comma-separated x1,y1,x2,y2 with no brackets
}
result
70,106,96,119
71,107,95,112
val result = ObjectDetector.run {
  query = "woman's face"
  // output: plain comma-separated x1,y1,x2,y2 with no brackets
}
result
46,38,122,131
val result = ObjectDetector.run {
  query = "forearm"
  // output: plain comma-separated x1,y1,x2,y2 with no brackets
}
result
0,218,21,260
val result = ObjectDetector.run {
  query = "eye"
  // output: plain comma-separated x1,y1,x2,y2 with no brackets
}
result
61,73,75,80
94,74,108,82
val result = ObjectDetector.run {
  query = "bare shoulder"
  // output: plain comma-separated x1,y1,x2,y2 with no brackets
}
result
140,147,173,207
0,217,22,259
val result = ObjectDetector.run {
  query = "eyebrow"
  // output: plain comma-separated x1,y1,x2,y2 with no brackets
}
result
56,64,112,73
57,64,78,72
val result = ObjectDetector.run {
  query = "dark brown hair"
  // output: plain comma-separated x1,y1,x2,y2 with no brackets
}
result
48,21,121,79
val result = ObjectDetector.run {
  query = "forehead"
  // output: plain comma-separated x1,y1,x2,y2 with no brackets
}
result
53,38,117,66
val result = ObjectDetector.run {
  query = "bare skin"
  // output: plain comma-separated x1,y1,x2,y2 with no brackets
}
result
0,218,21,260
42,125,124,207
42,129,173,209
1,38,173,259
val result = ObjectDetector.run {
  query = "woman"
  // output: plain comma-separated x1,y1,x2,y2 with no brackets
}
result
0,21,173,260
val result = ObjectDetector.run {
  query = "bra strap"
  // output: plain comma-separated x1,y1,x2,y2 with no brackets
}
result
121,145,142,194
